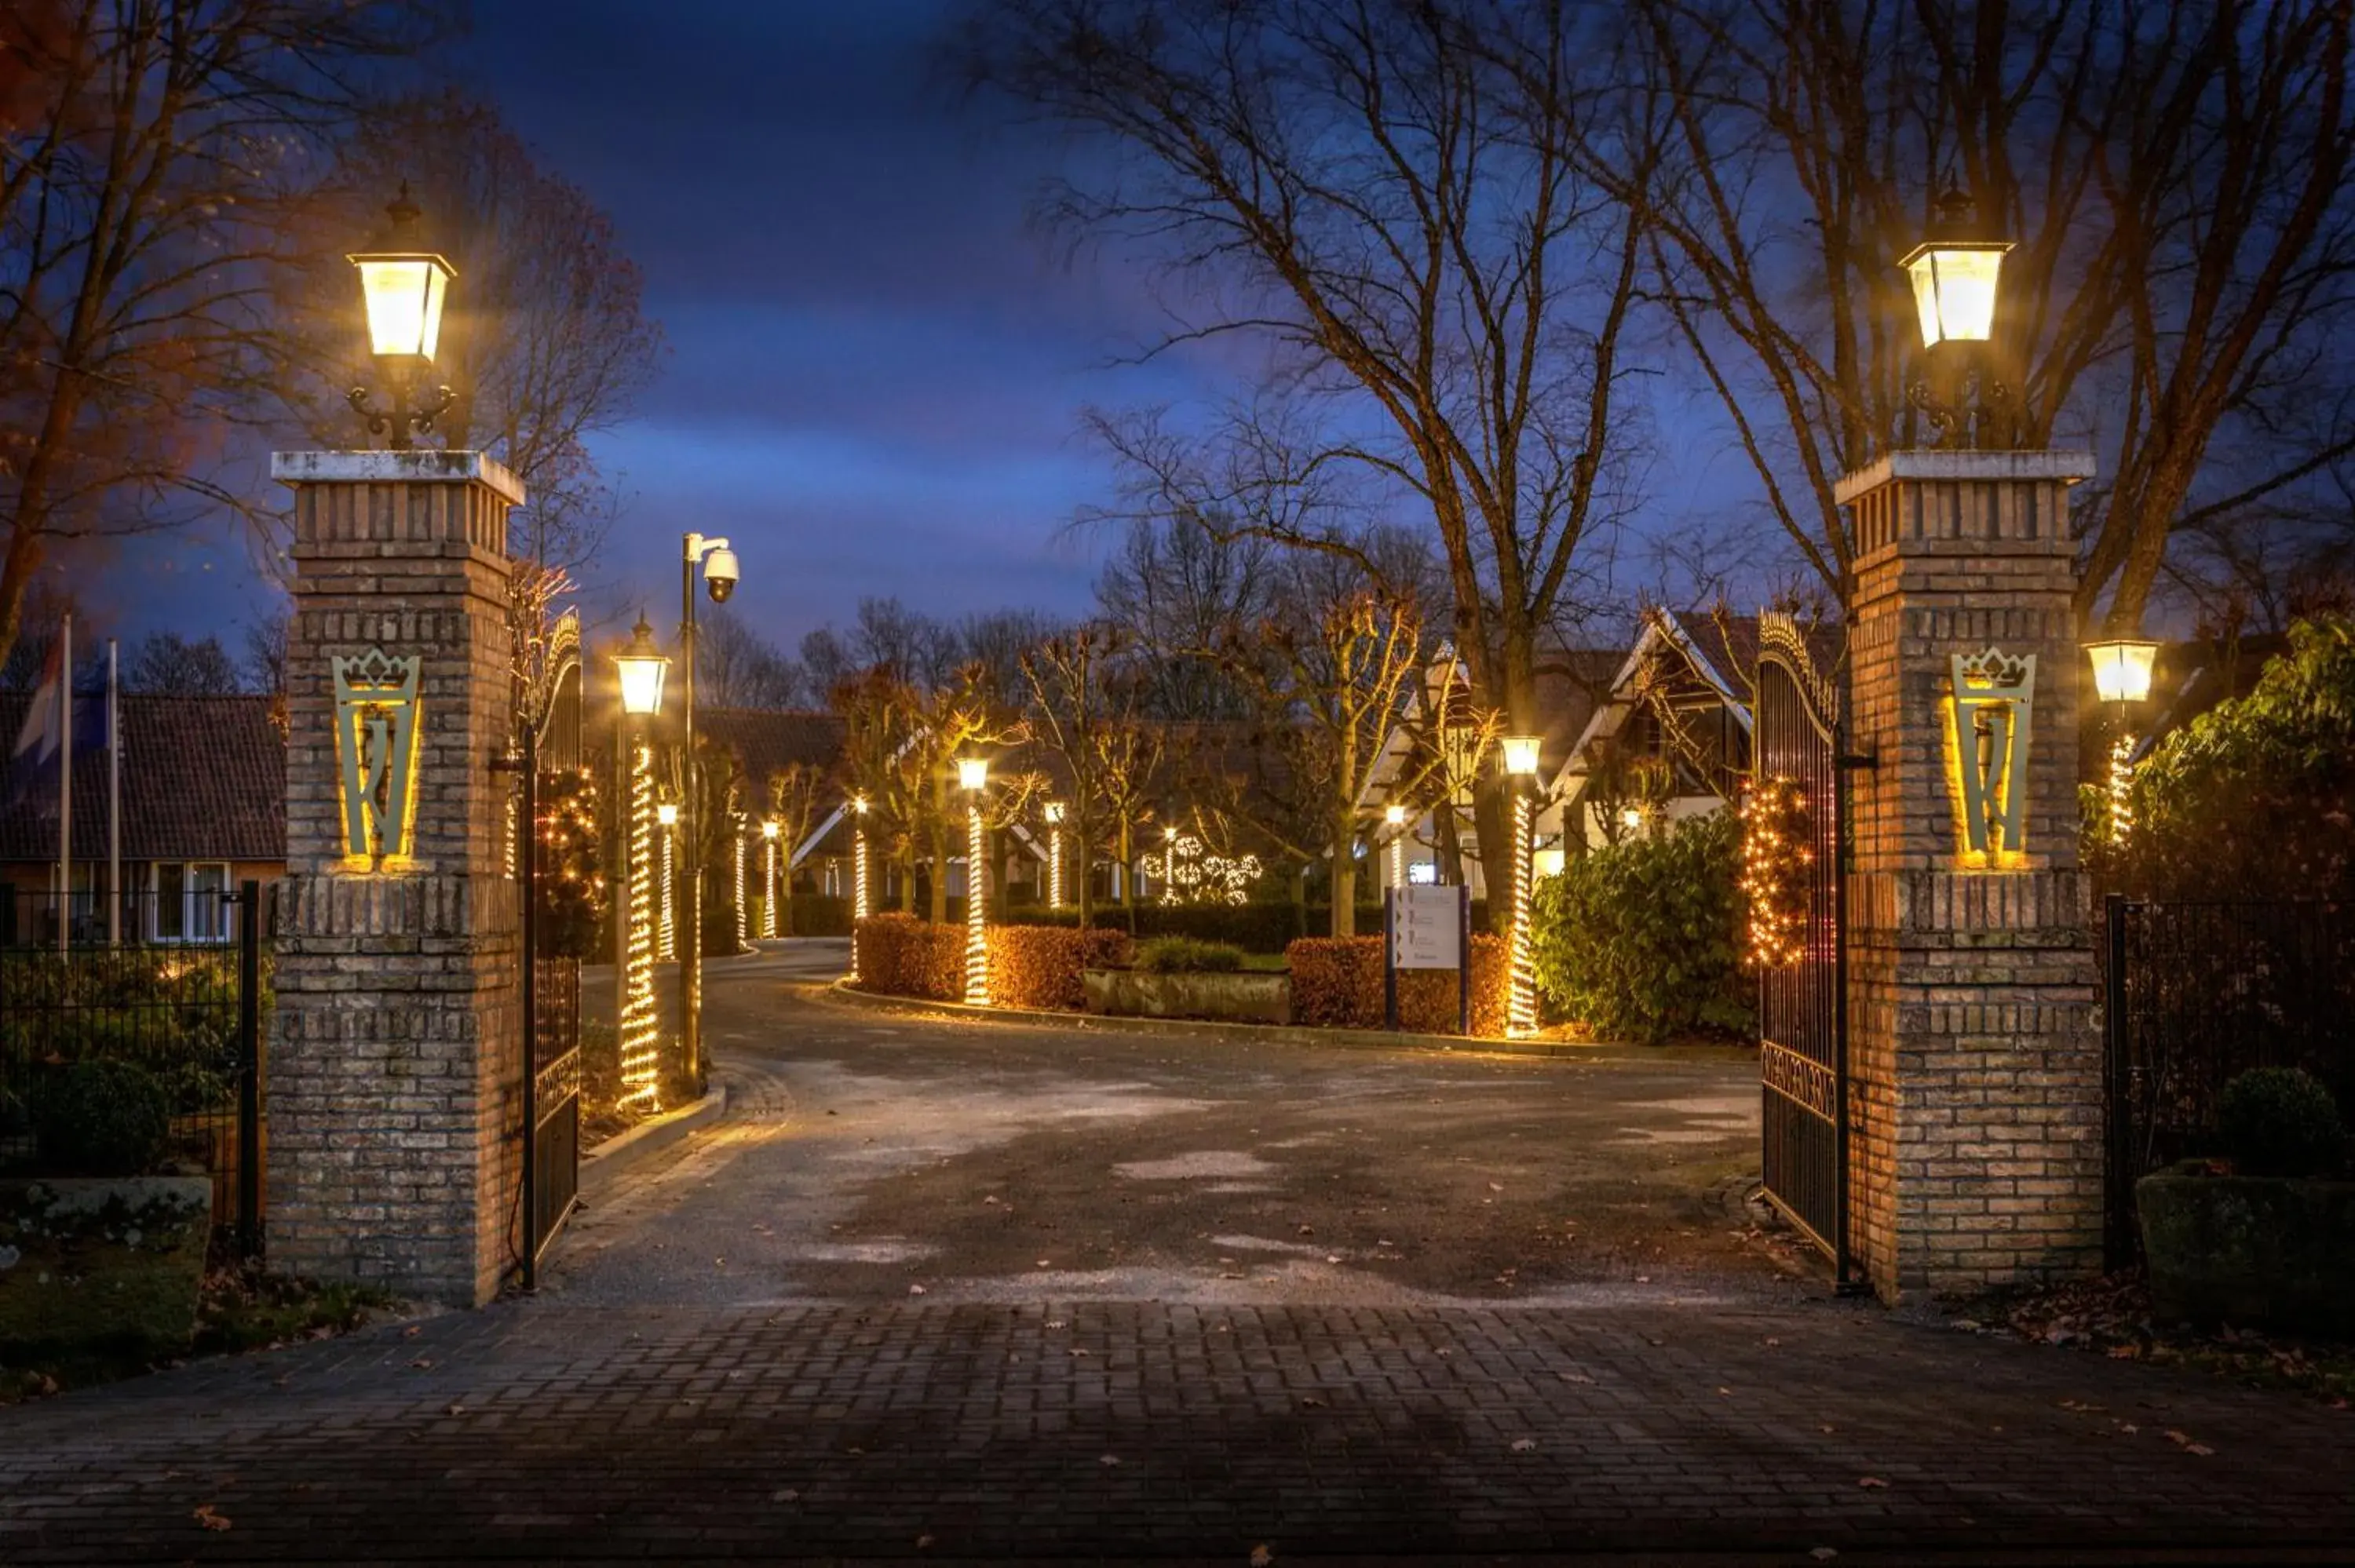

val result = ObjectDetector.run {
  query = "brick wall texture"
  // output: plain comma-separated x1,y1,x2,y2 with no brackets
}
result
270,460,522,1307
1838,454,2104,1304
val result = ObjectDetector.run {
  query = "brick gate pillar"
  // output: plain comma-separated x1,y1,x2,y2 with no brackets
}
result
1836,450,2103,1305
268,450,524,1307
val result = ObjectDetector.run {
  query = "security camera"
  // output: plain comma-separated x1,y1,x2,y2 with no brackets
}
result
703,545,739,603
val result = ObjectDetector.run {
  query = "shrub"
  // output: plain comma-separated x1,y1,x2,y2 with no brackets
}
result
703,898,745,957
1016,903,1443,954
32,1059,173,1176
2218,1067,2347,1179
2101,617,2355,900
787,894,853,937
988,924,1134,1010
1134,936,1246,974
1285,934,1507,1036
853,913,966,1001
1530,811,1749,1045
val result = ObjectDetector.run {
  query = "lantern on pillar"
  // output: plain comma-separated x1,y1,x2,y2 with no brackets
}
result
1899,182,2014,448
346,185,457,449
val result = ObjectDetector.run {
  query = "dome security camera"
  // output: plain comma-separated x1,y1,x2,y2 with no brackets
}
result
703,545,739,603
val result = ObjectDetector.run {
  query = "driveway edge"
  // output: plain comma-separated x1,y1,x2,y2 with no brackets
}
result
820,978,1747,1066
579,1081,728,1198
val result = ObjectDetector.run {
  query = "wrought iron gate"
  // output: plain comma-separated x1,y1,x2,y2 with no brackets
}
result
1753,614,1853,1281
518,617,584,1284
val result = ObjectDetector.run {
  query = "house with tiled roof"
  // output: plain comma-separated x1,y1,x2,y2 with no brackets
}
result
0,693,284,943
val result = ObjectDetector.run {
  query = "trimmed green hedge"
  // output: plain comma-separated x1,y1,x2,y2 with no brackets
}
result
1016,901,1485,954
1529,811,1750,1045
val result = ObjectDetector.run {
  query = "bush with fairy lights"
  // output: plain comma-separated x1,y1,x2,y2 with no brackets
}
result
1737,774,1815,971
535,768,605,958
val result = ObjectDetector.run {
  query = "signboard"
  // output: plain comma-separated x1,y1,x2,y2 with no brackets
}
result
1392,884,1463,970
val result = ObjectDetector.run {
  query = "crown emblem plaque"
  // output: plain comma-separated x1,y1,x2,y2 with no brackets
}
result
333,648,422,864
1947,646,2035,862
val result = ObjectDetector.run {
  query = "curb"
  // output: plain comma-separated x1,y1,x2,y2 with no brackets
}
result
818,978,1745,1067
579,1081,728,1198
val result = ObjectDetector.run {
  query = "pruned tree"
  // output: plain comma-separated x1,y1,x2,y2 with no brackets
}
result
960,0,1662,913
1092,516,1276,721
1627,0,2355,632
0,0,454,671
831,666,929,913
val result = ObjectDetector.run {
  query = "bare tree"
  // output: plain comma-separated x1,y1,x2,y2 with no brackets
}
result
696,605,806,709
1092,516,1276,721
961,0,1662,901
1018,623,1134,928
0,0,453,670
1630,0,2355,631
122,633,243,696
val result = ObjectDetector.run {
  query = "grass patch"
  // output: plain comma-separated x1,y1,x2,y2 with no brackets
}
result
1238,953,1290,973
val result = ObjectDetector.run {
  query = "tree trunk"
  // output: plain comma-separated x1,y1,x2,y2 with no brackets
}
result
928,772,950,925
1329,827,1356,939
1075,808,1095,930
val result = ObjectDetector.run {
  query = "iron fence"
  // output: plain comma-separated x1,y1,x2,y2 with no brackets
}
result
2104,895,2354,1264
0,883,271,1250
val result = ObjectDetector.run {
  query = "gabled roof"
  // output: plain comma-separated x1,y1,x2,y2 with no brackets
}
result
697,709,845,783
0,693,285,863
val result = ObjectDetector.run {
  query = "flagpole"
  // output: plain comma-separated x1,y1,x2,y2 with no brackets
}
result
108,638,120,948
57,613,71,955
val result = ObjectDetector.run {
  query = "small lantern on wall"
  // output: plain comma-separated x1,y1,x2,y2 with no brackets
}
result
346,184,457,449
2085,638,2160,708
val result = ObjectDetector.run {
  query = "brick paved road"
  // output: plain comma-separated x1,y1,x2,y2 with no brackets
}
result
4,949,2351,1563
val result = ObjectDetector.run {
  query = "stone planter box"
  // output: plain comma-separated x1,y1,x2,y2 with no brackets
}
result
0,1176,214,1360
2138,1163,2355,1338
1082,968,1291,1026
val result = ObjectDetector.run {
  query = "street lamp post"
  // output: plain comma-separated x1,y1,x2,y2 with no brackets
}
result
1385,802,1408,891
850,795,871,983
678,532,739,1086
1043,800,1066,909
1502,735,1543,1038
2085,637,2160,843
959,757,990,1005
612,617,670,1106
346,185,455,449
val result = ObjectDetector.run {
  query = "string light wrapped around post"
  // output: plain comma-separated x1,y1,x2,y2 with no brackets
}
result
655,801,677,961
1043,800,1065,909
1385,803,1407,890
850,796,871,983
2084,636,2159,846
617,743,662,1107
761,819,780,939
732,822,748,950
958,759,991,1005
1502,735,1543,1038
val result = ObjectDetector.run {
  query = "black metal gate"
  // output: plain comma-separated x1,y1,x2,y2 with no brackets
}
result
1753,614,1852,1280
2102,896,2353,1265
517,618,584,1284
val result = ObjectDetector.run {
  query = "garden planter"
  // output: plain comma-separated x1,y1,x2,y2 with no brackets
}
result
1082,968,1291,1025
0,1176,214,1360
2137,1163,2355,1337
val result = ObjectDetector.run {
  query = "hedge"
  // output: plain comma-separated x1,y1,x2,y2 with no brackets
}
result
1285,934,1508,1037
853,913,966,1001
987,924,1134,1011
1528,811,1749,1044
1016,901,1488,954
851,917,1134,1012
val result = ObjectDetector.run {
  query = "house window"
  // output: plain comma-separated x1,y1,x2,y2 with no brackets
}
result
153,863,232,943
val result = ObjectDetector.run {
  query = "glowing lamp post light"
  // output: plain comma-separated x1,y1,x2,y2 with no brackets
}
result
346,185,456,449
678,531,740,1085
849,795,871,983
1502,734,1543,1038
2086,636,2160,843
611,618,670,1108
958,758,991,1005
1043,800,1067,909
1385,802,1408,890
1899,183,2014,447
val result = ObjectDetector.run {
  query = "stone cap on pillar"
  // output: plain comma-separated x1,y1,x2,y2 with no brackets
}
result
1833,449,2094,506
271,449,527,508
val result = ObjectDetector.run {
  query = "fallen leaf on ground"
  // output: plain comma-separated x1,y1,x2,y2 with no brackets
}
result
193,1504,232,1532
1045,1320,1066,1329
1099,1454,1121,1467
1510,1438,1538,1452
409,1358,433,1370
1561,1372,1594,1384
772,1489,798,1502
915,1533,933,1548
908,1284,926,1296
1809,1550,1838,1563
1857,1477,1887,1489
1250,1547,1274,1567
401,1326,421,1338
445,1403,465,1416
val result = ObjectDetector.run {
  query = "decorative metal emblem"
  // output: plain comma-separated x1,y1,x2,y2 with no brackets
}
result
333,648,422,863
1948,647,2036,861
